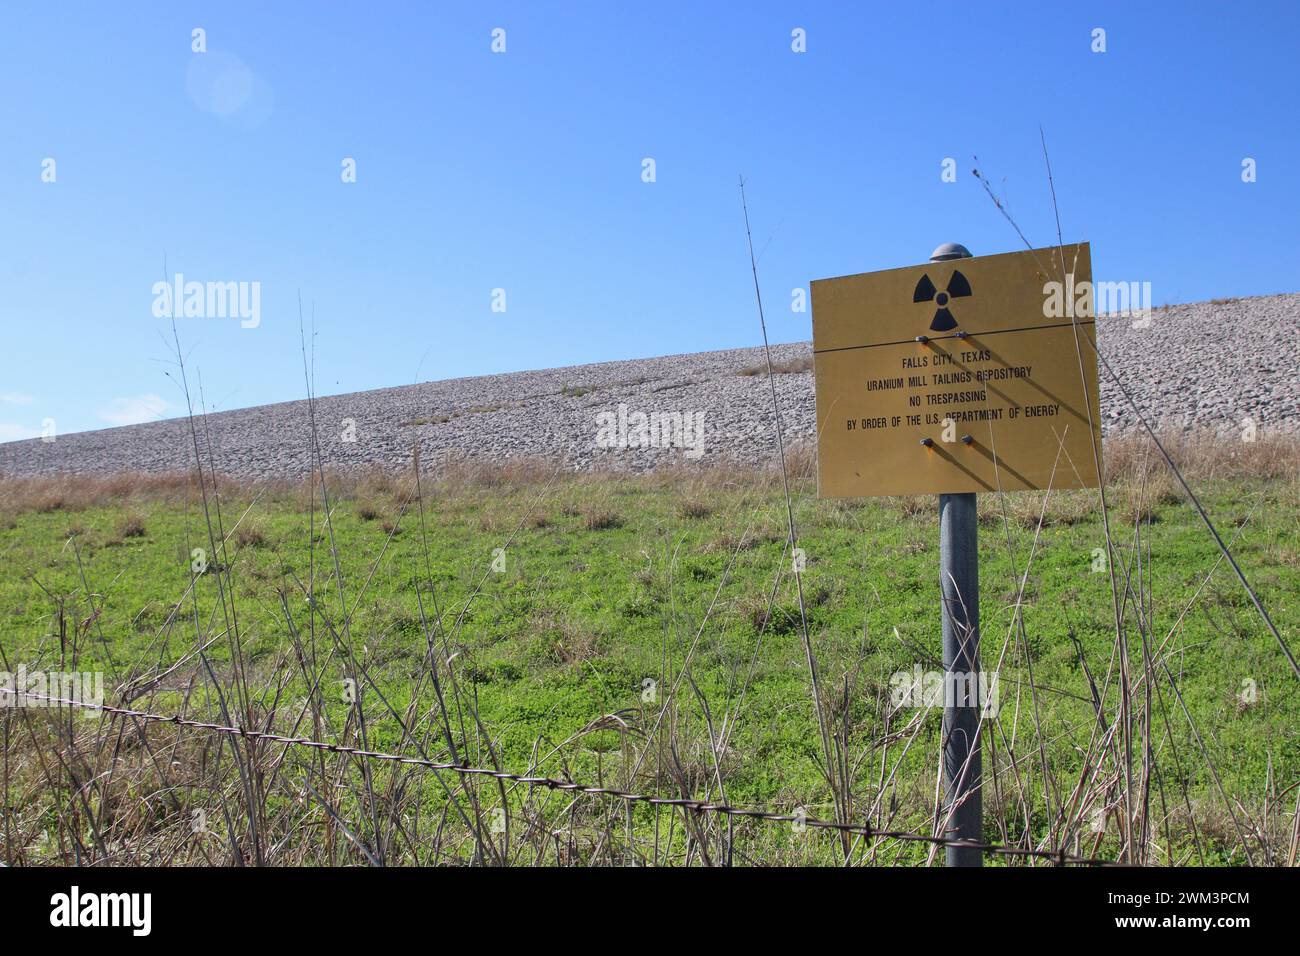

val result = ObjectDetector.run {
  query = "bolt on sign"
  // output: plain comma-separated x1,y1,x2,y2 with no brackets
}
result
811,243,1102,497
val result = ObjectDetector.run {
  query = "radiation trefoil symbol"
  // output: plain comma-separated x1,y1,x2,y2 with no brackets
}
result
913,270,972,332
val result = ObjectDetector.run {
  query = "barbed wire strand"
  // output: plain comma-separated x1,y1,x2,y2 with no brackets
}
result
2,688,1119,866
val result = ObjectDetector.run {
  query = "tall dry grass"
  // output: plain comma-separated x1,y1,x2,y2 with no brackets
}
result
3,429,1291,520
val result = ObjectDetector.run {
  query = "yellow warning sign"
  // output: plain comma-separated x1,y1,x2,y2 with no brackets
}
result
811,243,1102,498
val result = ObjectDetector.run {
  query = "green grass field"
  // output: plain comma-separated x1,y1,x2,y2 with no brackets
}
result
1,457,1296,865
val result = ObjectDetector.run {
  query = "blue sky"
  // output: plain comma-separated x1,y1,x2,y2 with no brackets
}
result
2,1,1296,439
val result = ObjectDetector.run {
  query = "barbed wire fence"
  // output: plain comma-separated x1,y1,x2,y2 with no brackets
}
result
0,687,1118,866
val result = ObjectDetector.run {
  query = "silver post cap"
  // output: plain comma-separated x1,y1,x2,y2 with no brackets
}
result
930,242,972,262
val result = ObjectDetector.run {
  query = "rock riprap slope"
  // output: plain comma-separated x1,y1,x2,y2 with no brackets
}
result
3,294,1296,479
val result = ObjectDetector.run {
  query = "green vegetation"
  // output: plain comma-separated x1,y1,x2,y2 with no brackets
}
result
0,459,1296,865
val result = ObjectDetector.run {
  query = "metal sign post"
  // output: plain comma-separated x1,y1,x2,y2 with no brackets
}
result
930,241,982,867
810,239,1104,867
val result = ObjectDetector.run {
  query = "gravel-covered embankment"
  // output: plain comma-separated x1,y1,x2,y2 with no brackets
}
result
2,293,1296,479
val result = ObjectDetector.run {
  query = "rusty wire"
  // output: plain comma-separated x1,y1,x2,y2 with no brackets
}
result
2,687,1119,866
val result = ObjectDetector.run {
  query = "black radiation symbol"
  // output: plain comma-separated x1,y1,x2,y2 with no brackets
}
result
913,270,972,332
